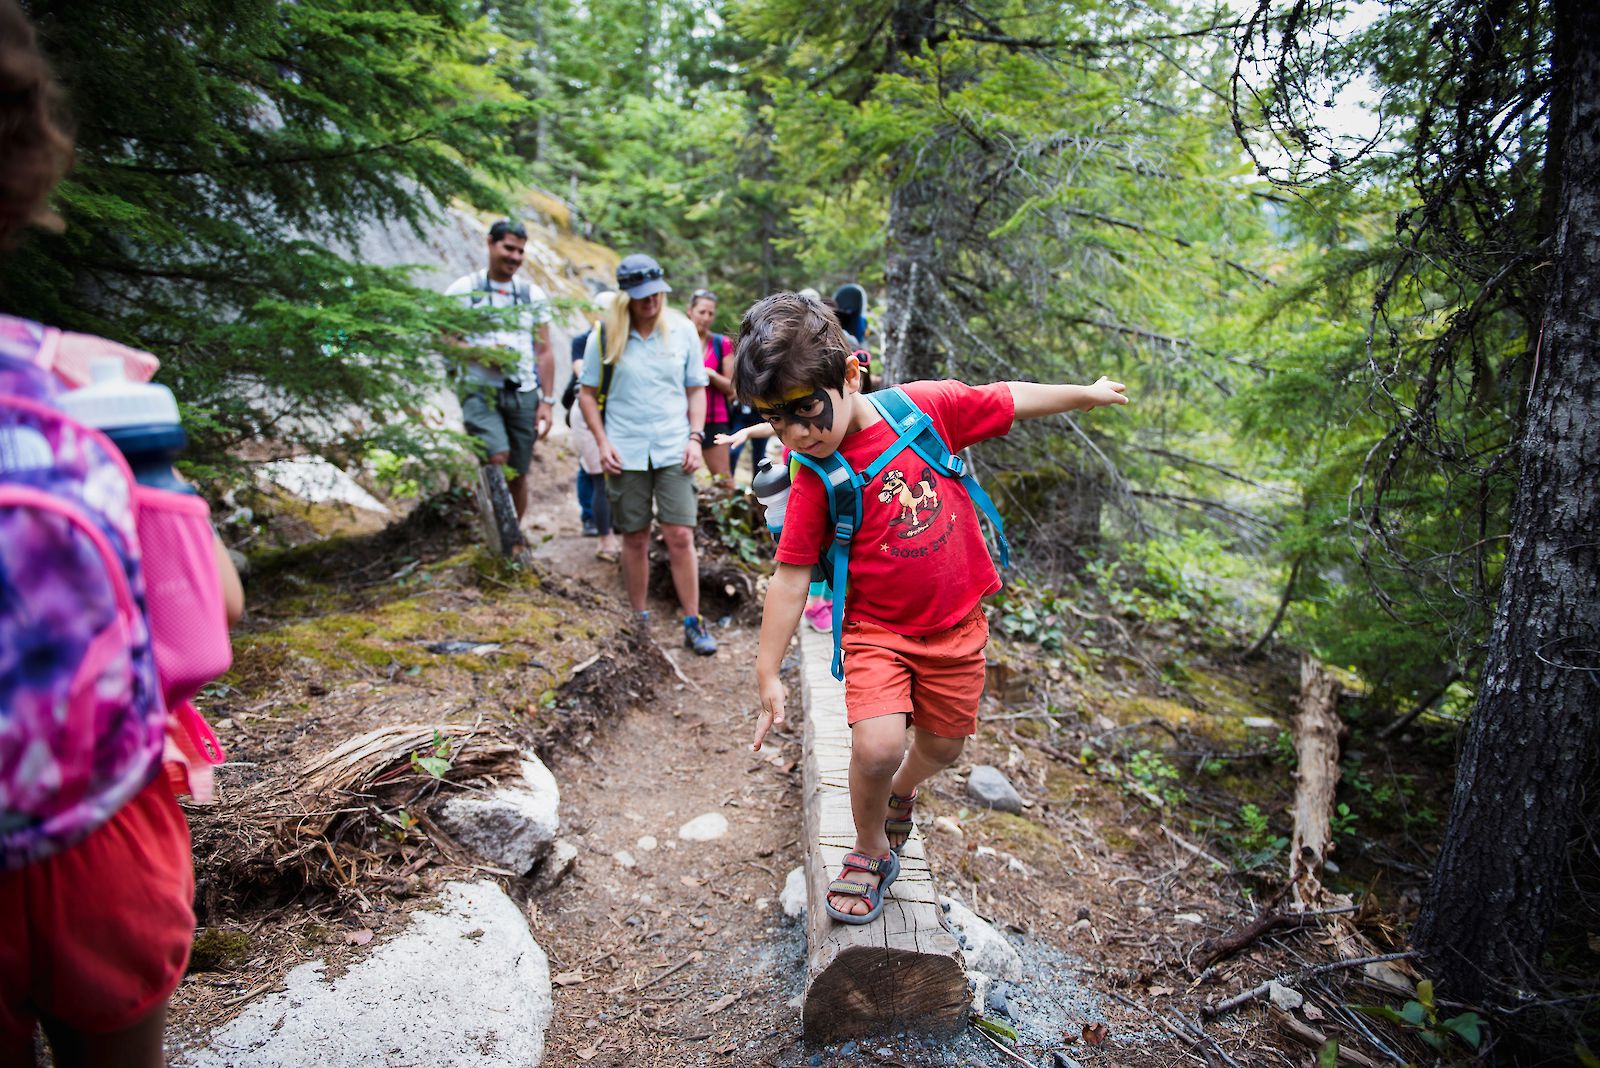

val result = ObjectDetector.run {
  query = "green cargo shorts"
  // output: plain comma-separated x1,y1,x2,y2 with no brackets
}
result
461,385,537,475
607,465,697,533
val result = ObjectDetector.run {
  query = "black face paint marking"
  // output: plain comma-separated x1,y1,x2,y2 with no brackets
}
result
756,388,835,432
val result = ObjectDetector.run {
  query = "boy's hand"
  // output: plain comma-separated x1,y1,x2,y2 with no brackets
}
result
752,675,786,750
1084,376,1128,408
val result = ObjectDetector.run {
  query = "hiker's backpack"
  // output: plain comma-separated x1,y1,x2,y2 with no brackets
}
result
790,387,1010,680
1,319,230,870
0,335,169,871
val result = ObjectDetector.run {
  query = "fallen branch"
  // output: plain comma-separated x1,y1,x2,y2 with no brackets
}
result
1289,656,1344,908
1202,951,1419,1018
1267,1005,1381,1068
1192,905,1360,972
1159,824,1231,872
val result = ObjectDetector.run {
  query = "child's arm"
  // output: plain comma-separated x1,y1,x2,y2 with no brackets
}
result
1008,376,1128,421
752,562,811,750
713,421,774,448
213,534,244,625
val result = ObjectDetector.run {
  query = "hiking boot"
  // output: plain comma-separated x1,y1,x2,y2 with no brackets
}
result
582,518,599,537
683,615,718,656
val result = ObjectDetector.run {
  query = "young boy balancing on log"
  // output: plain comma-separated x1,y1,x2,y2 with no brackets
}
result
740,292,1128,924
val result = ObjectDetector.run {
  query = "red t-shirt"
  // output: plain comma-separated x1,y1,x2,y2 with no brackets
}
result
775,380,1015,635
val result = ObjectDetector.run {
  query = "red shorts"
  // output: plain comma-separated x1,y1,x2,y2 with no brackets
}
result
0,775,194,1054
841,603,989,737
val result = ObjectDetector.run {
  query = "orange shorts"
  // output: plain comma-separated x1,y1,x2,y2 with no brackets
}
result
0,775,195,1055
842,603,989,737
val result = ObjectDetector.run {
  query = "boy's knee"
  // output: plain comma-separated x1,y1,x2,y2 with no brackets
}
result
484,450,510,466
661,524,695,551
917,732,966,768
852,732,904,779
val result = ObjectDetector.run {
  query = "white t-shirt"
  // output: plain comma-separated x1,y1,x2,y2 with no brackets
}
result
444,271,552,391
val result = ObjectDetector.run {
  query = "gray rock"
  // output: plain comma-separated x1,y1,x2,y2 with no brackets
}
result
678,811,729,841
532,838,578,891
435,754,560,875
780,866,807,919
969,971,992,1017
178,881,549,1068
966,765,1024,813
1052,1053,1084,1068
941,896,1024,982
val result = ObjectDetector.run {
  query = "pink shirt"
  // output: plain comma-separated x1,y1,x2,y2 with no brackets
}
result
703,334,730,424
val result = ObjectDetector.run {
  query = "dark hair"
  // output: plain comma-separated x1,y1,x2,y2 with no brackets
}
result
488,219,527,242
0,0,74,245
733,291,853,406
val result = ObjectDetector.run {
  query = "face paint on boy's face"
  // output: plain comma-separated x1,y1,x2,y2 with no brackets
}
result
757,388,834,433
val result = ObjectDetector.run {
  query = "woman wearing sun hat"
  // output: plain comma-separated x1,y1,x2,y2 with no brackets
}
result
576,255,718,656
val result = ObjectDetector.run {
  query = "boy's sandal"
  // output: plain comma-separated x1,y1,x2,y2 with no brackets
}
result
824,850,900,926
885,790,917,853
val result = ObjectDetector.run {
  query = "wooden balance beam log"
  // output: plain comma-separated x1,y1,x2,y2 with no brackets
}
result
796,627,969,1041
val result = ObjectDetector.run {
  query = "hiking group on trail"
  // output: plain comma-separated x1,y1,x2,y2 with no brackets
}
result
0,0,1132,1060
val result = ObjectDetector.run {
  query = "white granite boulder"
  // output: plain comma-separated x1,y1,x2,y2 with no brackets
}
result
435,754,560,874
942,895,1024,983
179,880,550,1068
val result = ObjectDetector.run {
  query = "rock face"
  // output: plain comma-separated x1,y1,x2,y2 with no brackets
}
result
179,881,551,1068
435,754,561,875
942,896,1024,983
966,765,1024,813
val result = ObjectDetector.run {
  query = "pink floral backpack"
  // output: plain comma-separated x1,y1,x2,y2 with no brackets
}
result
0,316,226,871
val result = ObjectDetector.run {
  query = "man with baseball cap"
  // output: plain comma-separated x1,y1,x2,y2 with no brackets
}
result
444,219,556,522
577,254,718,656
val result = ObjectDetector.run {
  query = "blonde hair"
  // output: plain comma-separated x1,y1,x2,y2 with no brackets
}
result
601,293,675,365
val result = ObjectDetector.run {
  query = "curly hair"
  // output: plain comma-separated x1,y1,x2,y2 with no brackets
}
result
0,0,73,245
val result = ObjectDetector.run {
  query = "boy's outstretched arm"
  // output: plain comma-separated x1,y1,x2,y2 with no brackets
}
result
752,562,811,750
1008,376,1128,421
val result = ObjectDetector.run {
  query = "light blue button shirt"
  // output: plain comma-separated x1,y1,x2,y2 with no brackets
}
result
580,315,708,470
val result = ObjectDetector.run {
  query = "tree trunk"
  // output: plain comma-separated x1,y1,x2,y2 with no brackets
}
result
1412,0,1600,1001
880,0,943,386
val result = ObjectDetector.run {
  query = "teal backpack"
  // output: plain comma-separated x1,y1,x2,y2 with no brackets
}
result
791,387,1010,680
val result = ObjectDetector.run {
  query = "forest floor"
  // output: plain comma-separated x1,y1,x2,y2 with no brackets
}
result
162,440,1456,1068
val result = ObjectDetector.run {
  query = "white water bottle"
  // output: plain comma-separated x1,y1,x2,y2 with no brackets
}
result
752,457,790,538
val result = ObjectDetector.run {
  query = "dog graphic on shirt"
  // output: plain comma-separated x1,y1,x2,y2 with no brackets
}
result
879,466,943,538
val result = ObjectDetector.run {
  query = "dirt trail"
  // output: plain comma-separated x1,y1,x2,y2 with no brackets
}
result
520,452,817,1065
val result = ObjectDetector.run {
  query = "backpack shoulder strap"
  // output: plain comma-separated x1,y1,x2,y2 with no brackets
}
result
596,324,615,423
865,387,1011,568
792,451,863,681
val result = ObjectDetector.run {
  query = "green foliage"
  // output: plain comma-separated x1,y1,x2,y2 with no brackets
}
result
1218,802,1288,870
1352,980,1483,1053
9,0,531,472
409,730,455,779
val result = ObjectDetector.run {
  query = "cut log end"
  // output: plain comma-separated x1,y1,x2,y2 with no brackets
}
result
803,945,969,1042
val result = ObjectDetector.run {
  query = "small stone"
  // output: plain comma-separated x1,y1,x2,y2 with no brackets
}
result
1052,1053,1084,1068
1242,716,1277,730
1175,912,1204,925
532,839,579,892
1267,981,1304,1011
807,1056,823,1066
780,866,807,919
875,1047,893,1057
1005,855,1031,877
678,812,729,842
613,850,637,869
1076,906,1091,921
636,835,658,851
932,816,964,838
975,845,998,859
967,765,1025,813
840,1040,859,1056
985,983,1009,1017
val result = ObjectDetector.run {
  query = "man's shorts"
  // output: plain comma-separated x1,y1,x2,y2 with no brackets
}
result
0,776,195,1054
842,603,989,738
461,385,537,475
607,464,697,533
